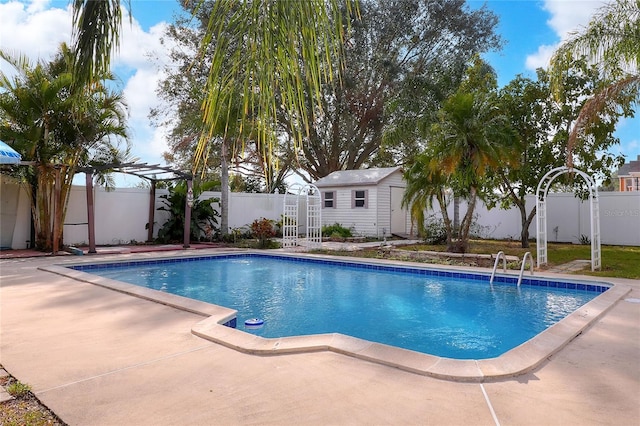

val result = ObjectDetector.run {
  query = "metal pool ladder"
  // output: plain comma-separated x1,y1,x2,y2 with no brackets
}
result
517,252,534,286
490,251,507,284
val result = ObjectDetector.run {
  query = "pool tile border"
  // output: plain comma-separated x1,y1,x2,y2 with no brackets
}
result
41,249,631,382
67,251,611,293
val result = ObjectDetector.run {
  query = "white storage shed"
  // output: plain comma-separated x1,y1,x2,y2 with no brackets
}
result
314,167,411,238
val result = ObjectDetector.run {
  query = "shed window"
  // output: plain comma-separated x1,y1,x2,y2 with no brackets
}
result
323,191,336,208
352,190,368,208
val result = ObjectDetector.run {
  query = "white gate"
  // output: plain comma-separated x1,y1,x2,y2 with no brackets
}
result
536,166,601,271
281,183,322,250
282,190,299,248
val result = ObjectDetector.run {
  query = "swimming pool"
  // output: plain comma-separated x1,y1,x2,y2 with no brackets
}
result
68,252,608,360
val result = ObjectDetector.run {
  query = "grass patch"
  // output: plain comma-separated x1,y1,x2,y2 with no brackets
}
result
0,369,65,426
579,245,640,279
5,381,30,398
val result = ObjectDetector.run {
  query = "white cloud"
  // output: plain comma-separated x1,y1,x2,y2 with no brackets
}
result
115,9,170,71
113,12,175,165
145,127,171,162
0,0,71,63
542,0,608,40
121,68,170,164
525,44,557,70
525,0,612,71
26,0,52,14
123,68,164,123
0,0,176,179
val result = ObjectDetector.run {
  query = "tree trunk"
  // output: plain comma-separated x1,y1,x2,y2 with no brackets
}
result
450,188,478,254
52,166,61,253
34,165,53,251
453,195,460,238
520,204,538,248
519,204,530,248
520,227,530,248
436,191,454,249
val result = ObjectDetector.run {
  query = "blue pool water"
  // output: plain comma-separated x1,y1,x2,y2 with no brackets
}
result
72,254,607,359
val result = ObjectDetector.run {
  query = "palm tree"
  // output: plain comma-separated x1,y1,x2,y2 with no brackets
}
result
549,0,639,166
0,44,129,252
433,92,515,252
402,153,453,245
403,59,517,253
70,0,356,175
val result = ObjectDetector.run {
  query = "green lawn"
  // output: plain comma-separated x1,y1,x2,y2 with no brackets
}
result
393,240,640,280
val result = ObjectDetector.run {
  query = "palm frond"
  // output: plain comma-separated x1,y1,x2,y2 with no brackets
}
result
549,0,639,167
550,0,640,95
71,0,131,87
196,0,358,176
566,74,640,167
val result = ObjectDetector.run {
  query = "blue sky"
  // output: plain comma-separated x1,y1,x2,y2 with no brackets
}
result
1,0,638,183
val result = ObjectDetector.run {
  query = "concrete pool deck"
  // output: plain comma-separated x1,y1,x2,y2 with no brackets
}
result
1,249,639,425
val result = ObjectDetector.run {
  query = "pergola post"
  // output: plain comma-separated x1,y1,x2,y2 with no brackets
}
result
147,180,156,242
183,179,193,248
85,171,97,253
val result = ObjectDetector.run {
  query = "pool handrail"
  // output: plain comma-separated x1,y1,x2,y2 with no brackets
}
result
517,252,535,286
490,251,507,284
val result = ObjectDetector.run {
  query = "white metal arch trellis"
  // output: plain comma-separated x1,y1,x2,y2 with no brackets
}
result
536,166,601,271
282,183,322,250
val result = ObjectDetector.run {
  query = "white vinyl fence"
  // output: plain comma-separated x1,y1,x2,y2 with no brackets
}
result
436,192,640,246
1,176,638,249
60,188,286,247
0,180,288,248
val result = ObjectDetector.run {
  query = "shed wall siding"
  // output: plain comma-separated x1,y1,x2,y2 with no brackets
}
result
382,172,405,188
377,184,390,237
319,171,409,237
377,172,406,237
321,186,379,236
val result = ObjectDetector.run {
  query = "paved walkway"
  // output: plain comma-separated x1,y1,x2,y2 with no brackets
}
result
1,249,639,425
546,259,592,273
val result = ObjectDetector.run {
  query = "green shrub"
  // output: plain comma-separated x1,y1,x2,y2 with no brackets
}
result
322,223,352,238
421,217,447,245
155,181,220,243
250,218,276,248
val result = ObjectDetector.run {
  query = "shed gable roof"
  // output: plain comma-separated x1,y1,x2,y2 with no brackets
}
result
314,166,402,188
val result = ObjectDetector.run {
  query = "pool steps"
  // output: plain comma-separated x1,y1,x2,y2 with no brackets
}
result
518,252,534,286
491,251,535,286
489,251,507,284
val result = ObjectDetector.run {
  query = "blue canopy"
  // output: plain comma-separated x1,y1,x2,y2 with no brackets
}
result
0,140,21,164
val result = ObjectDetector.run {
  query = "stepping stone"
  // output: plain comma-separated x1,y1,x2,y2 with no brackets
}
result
0,389,13,403
0,368,15,402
